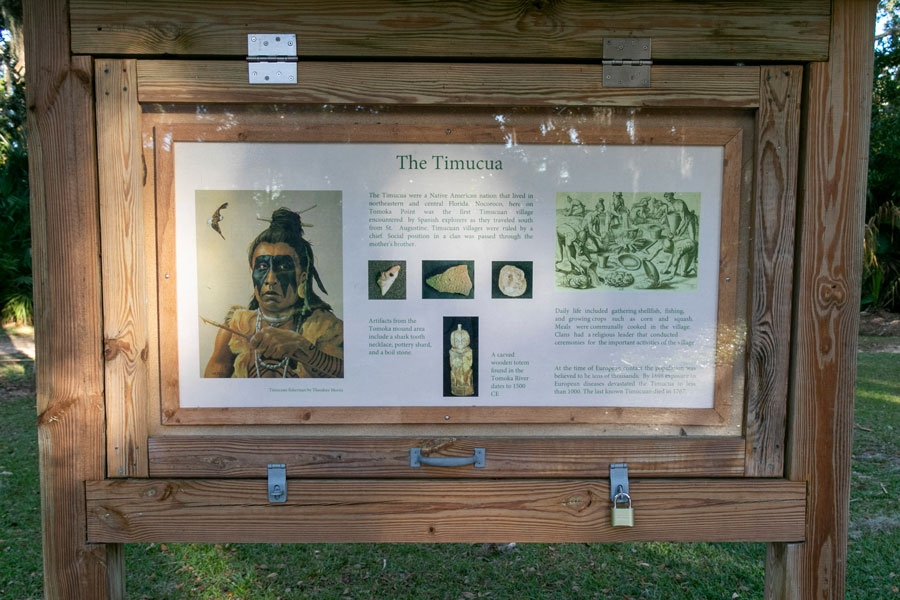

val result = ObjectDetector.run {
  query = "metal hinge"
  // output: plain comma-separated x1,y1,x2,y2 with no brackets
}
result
248,34,297,85
602,38,651,88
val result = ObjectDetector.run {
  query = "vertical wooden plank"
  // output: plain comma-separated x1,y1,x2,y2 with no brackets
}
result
766,1,876,598
141,121,162,454
745,66,802,476
24,0,115,597
106,543,127,598
96,59,150,478
713,131,743,424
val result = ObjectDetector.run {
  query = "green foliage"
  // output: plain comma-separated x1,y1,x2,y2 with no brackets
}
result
862,202,900,309
865,2,900,311
0,1,29,324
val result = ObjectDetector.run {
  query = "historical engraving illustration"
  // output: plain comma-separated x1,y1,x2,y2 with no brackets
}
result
555,192,701,292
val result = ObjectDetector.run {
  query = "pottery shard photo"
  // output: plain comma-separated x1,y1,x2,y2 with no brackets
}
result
554,191,701,292
422,261,475,299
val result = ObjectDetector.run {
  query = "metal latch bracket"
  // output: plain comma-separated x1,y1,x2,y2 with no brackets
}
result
267,463,287,503
609,463,629,500
248,34,297,85
602,38,651,88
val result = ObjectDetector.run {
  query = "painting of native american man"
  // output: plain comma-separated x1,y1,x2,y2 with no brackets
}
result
198,195,344,379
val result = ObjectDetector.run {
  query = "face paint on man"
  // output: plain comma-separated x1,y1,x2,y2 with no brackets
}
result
252,254,297,298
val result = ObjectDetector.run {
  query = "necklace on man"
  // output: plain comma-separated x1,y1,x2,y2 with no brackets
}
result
258,311,293,324
253,309,301,378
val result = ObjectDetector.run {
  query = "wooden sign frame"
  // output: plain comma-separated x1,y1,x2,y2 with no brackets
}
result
25,1,874,598
151,116,743,427
98,68,783,495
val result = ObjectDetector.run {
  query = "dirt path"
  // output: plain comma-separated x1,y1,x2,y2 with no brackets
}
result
0,324,34,361
0,325,35,398
858,310,900,352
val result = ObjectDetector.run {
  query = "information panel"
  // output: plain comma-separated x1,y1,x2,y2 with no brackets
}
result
169,137,737,414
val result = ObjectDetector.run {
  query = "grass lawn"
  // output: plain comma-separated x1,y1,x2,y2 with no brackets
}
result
0,361,42,597
1,350,897,599
847,348,900,596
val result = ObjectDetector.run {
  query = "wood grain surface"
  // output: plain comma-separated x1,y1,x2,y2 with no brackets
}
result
744,66,802,477
96,59,150,478
712,130,743,425
25,0,114,595
71,0,830,61
147,436,746,478
135,61,761,107
766,1,876,598
86,478,806,544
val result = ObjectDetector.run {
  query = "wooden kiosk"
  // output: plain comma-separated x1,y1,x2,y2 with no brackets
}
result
25,1,874,598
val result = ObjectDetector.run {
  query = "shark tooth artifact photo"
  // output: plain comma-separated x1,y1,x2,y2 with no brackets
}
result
377,264,401,296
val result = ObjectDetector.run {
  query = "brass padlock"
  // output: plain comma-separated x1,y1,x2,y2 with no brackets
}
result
611,492,634,527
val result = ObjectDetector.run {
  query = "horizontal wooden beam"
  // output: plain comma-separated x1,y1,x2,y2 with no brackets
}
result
86,478,806,543
72,0,830,62
148,436,746,478
136,61,760,107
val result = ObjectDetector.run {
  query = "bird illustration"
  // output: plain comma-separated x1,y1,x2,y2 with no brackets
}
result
207,202,228,239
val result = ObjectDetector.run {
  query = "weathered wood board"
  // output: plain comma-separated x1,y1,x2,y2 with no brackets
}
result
147,436,747,478
71,0,830,61
744,66,802,477
135,62,761,107
87,478,807,544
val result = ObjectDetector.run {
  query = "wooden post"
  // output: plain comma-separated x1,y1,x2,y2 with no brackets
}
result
24,0,118,597
766,0,876,597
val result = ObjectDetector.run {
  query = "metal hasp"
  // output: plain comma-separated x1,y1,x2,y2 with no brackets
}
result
609,462,629,500
247,34,298,84
267,463,287,503
410,447,486,468
602,38,651,88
